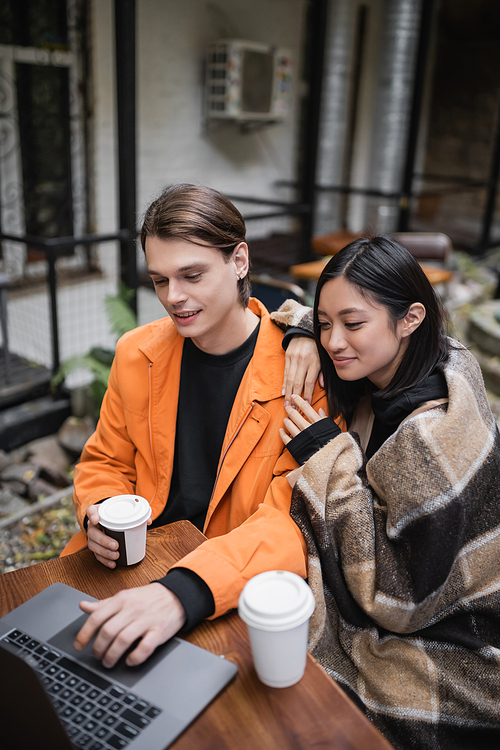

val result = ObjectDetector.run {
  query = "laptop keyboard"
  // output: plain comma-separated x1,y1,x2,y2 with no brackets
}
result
1,628,163,749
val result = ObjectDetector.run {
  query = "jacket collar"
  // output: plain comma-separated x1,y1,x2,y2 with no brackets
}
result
138,316,182,362
245,297,286,402
138,297,285,403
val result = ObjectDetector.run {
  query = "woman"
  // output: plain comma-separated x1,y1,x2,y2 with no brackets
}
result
275,236,500,750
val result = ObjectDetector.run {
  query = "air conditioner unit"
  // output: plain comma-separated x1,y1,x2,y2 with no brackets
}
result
205,39,292,122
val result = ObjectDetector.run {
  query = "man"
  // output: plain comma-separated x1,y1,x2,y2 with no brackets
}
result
67,184,326,668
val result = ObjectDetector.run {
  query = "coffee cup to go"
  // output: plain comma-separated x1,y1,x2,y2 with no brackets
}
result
98,495,152,566
238,570,315,688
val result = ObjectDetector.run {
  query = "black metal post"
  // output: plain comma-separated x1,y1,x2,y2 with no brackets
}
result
0,274,12,384
479,92,500,252
397,0,435,232
46,248,60,376
299,0,329,261
115,0,138,313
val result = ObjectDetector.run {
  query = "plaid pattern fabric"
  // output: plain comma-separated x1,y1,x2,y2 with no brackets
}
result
271,298,315,335
290,341,500,749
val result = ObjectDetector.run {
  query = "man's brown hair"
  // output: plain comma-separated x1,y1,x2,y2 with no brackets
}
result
141,183,251,307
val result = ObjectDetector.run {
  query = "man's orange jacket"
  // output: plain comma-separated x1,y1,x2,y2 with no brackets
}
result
66,298,327,618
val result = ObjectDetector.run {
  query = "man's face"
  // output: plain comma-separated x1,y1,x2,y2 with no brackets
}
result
145,236,249,354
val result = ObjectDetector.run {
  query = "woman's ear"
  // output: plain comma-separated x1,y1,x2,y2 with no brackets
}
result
401,303,426,338
232,242,249,279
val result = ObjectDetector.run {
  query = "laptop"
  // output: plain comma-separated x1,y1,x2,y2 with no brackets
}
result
0,582,238,750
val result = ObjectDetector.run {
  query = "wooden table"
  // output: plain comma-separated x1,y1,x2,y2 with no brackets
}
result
0,521,393,750
290,256,453,286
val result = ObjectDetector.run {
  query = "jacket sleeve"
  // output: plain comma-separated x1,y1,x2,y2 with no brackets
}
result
291,406,500,635
72,347,141,529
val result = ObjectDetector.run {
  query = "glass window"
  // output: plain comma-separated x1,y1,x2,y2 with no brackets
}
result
16,62,73,239
0,0,68,49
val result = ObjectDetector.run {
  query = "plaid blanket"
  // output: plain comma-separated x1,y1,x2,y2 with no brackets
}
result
290,340,500,749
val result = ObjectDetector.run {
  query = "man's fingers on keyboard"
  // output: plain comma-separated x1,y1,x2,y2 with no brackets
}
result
126,630,162,667
74,600,100,650
97,614,160,668
74,598,117,650
100,625,141,668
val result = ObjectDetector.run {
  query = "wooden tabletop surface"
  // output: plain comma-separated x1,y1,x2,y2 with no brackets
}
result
0,521,393,750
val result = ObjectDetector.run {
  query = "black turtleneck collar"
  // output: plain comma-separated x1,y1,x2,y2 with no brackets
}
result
367,370,448,458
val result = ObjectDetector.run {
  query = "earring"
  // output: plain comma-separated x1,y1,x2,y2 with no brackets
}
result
237,275,241,281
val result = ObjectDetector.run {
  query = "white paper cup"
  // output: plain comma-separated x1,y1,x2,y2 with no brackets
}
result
98,495,152,566
238,570,315,688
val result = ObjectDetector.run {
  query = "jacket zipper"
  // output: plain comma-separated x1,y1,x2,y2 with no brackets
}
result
148,362,158,504
207,402,255,511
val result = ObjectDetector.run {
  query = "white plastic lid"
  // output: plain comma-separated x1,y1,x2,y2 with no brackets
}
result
98,495,151,531
238,571,315,632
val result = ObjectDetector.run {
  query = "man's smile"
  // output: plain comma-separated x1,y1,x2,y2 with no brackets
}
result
174,310,200,318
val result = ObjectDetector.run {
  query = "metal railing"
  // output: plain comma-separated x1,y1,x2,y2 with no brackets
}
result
0,229,131,375
0,196,307,382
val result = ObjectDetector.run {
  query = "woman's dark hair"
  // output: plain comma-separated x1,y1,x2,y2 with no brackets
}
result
314,235,449,423
141,183,251,306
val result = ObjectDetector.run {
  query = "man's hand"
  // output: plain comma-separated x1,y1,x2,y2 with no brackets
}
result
74,583,186,668
283,336,322,405
86,505,119,568
86,504,152,568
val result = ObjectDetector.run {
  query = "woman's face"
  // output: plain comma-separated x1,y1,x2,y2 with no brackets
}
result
317,276,412,390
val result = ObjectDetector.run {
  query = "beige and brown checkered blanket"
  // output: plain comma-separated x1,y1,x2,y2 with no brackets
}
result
290,340,500,749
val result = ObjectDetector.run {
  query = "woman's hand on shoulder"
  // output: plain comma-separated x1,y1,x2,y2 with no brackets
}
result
283,336,323,405
280,394,326,446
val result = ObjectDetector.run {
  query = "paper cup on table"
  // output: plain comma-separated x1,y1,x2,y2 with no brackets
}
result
238,570,315,688
98,495,151,566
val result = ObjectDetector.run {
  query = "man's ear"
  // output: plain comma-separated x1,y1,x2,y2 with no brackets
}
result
401,302,426,338
232,242,249,279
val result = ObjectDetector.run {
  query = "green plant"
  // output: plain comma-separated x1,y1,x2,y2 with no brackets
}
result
52,285,138,414
104,284,138,337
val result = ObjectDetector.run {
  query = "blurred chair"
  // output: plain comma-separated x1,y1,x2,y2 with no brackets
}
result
392,232,452,264
250,273,307,313
392,232,453,286
311,230,364,256
290,231,454,288
312,230,452,263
